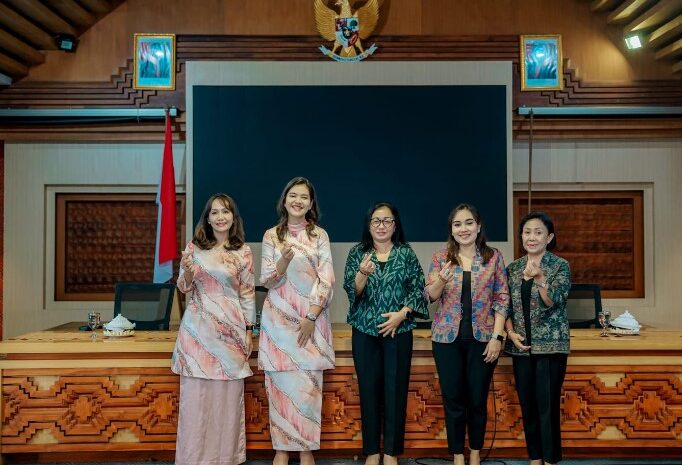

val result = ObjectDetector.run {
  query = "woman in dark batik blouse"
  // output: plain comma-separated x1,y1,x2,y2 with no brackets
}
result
505,211,571,465
343,202,428,465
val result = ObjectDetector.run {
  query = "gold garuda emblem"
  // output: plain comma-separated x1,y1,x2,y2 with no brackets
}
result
315,0,380,62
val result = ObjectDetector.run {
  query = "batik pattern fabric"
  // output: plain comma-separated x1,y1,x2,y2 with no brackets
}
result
258,222,336,372
172,241,256,380
264,370,324,451
343,243,429,336
505,251,571,355
427,247,509,343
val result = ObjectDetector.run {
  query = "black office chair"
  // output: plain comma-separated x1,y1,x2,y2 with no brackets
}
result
566,283,602,329
113,282,176,330
254,285,268,335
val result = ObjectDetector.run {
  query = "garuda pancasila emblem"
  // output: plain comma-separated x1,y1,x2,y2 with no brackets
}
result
314,0,380,62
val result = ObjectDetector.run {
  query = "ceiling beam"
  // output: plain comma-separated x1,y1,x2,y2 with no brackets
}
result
591,0,622,12
0,29,45,65
77,0,112,14
44,0,96,27
655,37,682,59
648,14,682,48
0,50,29,78
607,0,651,24
5,0,78,36
624,0,682,32
672,60,682,73
0,4,56,50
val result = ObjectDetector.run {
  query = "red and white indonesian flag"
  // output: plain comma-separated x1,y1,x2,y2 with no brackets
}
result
153,111,177,283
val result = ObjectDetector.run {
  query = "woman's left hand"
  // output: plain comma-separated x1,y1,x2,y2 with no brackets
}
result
378,310,407,338
483,338,502,363
297,318,315,347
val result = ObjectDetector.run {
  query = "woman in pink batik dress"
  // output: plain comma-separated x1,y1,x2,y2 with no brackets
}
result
259,177,335,465
172,193,256,465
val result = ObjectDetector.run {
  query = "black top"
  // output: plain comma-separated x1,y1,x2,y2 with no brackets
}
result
457,271,474,340
521,278,534,346
377,261,387,271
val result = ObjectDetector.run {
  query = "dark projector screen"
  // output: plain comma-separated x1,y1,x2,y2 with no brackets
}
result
193,85,507,243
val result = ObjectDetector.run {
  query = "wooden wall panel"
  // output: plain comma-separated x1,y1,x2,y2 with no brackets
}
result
1,36,681,141
22,0,674,83
54,194,186,301
4,363,682,458
513,191,644,298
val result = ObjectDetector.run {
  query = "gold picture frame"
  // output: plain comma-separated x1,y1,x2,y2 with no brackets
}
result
520,34,563,91
133,33,176,90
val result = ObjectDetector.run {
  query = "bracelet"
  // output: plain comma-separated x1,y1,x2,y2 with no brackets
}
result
358,269,369,277
536,280,548,289
245,325,254,331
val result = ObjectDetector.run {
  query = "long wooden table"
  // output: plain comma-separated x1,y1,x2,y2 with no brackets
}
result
2,324,682,462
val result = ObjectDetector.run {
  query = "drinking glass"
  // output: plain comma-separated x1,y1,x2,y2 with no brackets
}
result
598,310,611,337
87,311,101,340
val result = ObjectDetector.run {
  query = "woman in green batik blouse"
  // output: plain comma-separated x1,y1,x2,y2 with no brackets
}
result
343,202,429,465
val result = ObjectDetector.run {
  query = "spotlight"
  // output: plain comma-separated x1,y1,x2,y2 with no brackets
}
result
624,35,642,50
55,34,78,52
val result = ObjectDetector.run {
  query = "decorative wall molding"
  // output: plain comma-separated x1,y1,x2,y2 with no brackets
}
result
55,193,186,301
513,191,644,298
0,36,680,141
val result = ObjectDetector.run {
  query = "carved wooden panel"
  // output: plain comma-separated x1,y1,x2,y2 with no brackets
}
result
513,191,644,298
55,194,186,301
4,363,682,456
0,36,681,140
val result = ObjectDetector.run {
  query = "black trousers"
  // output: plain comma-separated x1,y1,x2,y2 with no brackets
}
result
432,338,496,454
352,328,413,456
512,353,568,464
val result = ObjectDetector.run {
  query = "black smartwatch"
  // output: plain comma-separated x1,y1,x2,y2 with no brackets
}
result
246,325,254,331
493,332,504,342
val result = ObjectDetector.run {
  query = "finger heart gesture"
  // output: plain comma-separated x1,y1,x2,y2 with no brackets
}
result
439,260,455,283
281,242,295,261
181,251,194,273
359,254,375,276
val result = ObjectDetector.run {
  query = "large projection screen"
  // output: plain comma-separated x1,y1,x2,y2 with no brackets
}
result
186,61,513,323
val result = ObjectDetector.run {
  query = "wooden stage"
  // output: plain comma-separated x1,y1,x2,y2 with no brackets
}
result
1,324,681,462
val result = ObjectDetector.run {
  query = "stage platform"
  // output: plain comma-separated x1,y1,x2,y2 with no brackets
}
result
1,324,681,462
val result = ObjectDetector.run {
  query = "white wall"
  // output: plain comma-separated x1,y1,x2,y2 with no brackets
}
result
3,142,186,338
4,139,681,338
513,139,682,328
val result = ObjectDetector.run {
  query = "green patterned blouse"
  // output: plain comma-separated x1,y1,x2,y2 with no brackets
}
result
343,243,429,336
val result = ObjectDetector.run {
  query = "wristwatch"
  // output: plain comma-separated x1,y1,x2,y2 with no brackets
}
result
493,332,504,342
536,281,548,289
305,312,318,322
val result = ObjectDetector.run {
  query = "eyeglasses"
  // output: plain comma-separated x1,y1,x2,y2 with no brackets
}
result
370,218,395,228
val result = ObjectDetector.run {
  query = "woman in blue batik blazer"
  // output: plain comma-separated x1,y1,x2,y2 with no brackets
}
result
426,203,509,465
505,211,571,465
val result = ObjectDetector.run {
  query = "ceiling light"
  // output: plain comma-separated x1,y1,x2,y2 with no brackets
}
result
624,35,642,50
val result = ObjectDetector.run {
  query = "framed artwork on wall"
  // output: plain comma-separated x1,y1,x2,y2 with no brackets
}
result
133,33,176,90
520,34,563,91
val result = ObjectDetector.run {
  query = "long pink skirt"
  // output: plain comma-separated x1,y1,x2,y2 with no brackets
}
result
175,376,246,465
265,370,323,451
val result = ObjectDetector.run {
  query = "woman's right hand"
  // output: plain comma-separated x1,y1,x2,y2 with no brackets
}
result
181,251,195,274
358,254,375,277
438,261,455,283
508,330,530,352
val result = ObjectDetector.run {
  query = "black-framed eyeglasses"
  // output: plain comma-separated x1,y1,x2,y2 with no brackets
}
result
370,218,395,228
